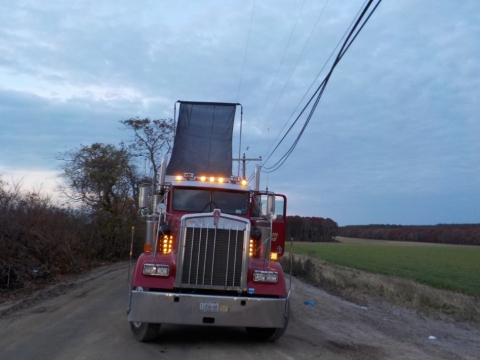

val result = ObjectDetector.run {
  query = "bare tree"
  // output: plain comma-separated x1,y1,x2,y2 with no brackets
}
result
120,118,175,183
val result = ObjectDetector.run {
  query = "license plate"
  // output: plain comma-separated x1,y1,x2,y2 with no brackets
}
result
199,301,219,312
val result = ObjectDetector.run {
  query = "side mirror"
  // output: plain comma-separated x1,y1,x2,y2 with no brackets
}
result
156,203,166,214
266,193,276,221
267,193,275,215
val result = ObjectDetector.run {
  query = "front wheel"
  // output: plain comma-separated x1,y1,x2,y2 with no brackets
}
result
130,321,161,342
129,286,161,342
245,301,289,341
245,326,284,341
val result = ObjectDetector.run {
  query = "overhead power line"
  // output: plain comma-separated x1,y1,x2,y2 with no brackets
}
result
262,0,358,159
262,0,383,174
237,0,256,102
256,0,306,121
260,0,330,139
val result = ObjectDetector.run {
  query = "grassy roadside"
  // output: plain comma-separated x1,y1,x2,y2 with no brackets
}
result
291,238,480,296
280,239,480,323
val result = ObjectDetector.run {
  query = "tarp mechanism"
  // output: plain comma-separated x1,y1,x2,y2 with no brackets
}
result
166,101,237,177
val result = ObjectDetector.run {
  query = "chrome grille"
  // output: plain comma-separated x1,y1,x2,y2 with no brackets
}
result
181,226,244,289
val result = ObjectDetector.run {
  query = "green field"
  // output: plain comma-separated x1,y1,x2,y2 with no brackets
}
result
291,237,480,296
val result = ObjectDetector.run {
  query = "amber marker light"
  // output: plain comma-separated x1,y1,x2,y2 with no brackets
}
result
209,176,215,182
144,244,152,252
249,239,257,257
270,252,278,261
200,176,206,182
241,179,247,187
218,177,224,183
175,175,183,181
161,234,173,254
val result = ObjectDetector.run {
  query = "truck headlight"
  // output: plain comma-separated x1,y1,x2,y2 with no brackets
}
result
143,264,170,276
253,270,278,283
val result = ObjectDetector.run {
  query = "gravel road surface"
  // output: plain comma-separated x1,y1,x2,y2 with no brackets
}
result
0,262,478,359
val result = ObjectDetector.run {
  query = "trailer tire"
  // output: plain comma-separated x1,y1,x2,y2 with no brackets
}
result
130,321,161,342
245,300,289,341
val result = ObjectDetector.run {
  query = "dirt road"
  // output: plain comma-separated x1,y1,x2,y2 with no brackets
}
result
0,262,478,359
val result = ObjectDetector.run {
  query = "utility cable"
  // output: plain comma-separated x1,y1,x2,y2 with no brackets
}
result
237,0,256,102
260,0,330,135
256,0,306,120
260,0,365,162
262,0,382,173
244,0,306,159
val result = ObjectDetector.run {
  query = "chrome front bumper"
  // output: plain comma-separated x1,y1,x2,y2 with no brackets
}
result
128,291,289,328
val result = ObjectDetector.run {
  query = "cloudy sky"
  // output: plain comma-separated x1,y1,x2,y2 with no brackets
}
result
1,0,479,225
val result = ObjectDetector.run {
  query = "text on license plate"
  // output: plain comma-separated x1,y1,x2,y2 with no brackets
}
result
199,301,219,312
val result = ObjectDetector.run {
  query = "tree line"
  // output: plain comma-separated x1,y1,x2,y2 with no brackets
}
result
286,216,338,242
338,224,480,245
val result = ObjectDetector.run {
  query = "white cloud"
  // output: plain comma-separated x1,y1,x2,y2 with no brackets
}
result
0,166,62,202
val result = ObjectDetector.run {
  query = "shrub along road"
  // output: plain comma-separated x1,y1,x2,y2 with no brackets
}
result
0,262,478,360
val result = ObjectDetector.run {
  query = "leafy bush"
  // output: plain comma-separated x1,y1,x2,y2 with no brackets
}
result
0,179,141,292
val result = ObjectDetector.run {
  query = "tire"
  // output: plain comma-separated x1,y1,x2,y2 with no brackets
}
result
129,286,161,342
245,300,289,342
130,321,161,342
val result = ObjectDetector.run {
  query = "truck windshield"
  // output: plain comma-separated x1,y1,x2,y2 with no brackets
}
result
172,188,249,215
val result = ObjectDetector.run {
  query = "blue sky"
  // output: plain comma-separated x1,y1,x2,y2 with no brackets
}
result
0,0,479,225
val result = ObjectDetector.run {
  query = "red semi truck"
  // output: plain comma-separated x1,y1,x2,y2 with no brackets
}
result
127,101,290,342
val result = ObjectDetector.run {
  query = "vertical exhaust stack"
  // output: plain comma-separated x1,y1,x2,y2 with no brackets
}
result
151,195,161,213
138,185,150,211
254,164,261,191
159,155,168,188
145,216,157,251
138,184,157,251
